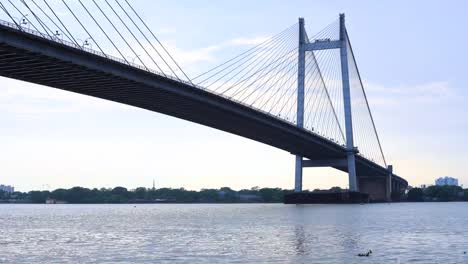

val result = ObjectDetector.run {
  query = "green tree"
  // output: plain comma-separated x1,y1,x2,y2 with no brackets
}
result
329,186,342,193
135,187,147,199
0,190,7,200
219,187,237,202
199,189,219,202
259,188,283,202
28,191,50,203
407,188,424,202
50,188,68,201
424,185,463,201
65,187,92,203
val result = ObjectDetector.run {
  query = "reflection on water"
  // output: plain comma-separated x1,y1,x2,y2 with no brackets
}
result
0,203,468,263
294,226,306,255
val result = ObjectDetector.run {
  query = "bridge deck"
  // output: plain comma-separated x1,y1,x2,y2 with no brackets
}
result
0,23,407,187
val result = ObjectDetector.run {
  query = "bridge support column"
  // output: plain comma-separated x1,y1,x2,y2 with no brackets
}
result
295,156,303,192
294,18,306,192
339,14,358,192
346,150,358,191
386,165,393,202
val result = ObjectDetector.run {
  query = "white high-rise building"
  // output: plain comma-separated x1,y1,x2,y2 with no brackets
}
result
435,177,459,186
0,184,14,193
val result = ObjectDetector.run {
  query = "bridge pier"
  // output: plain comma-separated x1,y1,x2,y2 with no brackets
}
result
391,178,406,201
295,156,303,192
386,165,393,201
358,165,408,202
300,159,402,202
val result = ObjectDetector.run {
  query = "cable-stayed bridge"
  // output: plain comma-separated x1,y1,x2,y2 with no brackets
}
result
0,0,407,201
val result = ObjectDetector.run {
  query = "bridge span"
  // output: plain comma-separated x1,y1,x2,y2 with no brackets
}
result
0,1,407,201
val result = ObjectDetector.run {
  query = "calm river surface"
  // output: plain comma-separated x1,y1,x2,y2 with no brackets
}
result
0,203,467,263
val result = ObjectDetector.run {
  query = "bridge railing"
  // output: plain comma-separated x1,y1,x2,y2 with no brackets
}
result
0,19,185,82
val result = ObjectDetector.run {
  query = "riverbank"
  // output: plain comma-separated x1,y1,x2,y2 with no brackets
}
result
2,185,467,204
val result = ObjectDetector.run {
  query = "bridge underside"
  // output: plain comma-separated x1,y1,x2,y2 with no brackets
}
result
0,25,407,190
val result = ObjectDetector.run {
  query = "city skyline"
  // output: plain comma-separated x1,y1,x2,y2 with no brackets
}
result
1,0,467,192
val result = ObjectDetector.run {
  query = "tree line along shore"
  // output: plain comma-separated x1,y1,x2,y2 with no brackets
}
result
0,186,288,204
0,185,466,204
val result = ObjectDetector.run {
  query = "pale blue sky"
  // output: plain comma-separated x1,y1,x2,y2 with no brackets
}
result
0,0,467,191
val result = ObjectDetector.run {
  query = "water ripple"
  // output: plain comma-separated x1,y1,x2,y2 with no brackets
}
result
0,203,467,263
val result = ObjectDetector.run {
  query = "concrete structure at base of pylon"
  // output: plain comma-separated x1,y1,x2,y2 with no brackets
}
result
284,177,407,204
295,157,407,202
359,176,406,202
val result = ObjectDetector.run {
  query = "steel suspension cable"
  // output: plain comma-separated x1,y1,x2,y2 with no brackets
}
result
192,23,298,81
76,0,129,64
220,41,296,97
306,50,334,133
20,0,55,40
202,31,294,91
232,46,298,100
304,52,329,132
91,0,148,70
113,0,169,76
346,31,386,166
258,54,299,110
41,0,81,48
30,0,75,45
311,50,336,136
61,0,108,58
123,0,191,82
312,49,345,142
202,27,297,91
268,65,298,114
104,0,163,74
0,2,22,30
226,36,298,98
6,0,45,37
244,49,299,105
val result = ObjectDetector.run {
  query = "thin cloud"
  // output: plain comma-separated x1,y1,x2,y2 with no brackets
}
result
228,36,269,46
167,35,270,68
167,44,222,67
364,81,458,106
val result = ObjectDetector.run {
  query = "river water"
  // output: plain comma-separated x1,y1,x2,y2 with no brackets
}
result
0,203,467,263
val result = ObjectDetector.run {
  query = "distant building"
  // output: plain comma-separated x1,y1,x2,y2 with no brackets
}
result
0,185,14,193
435,177,459,186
